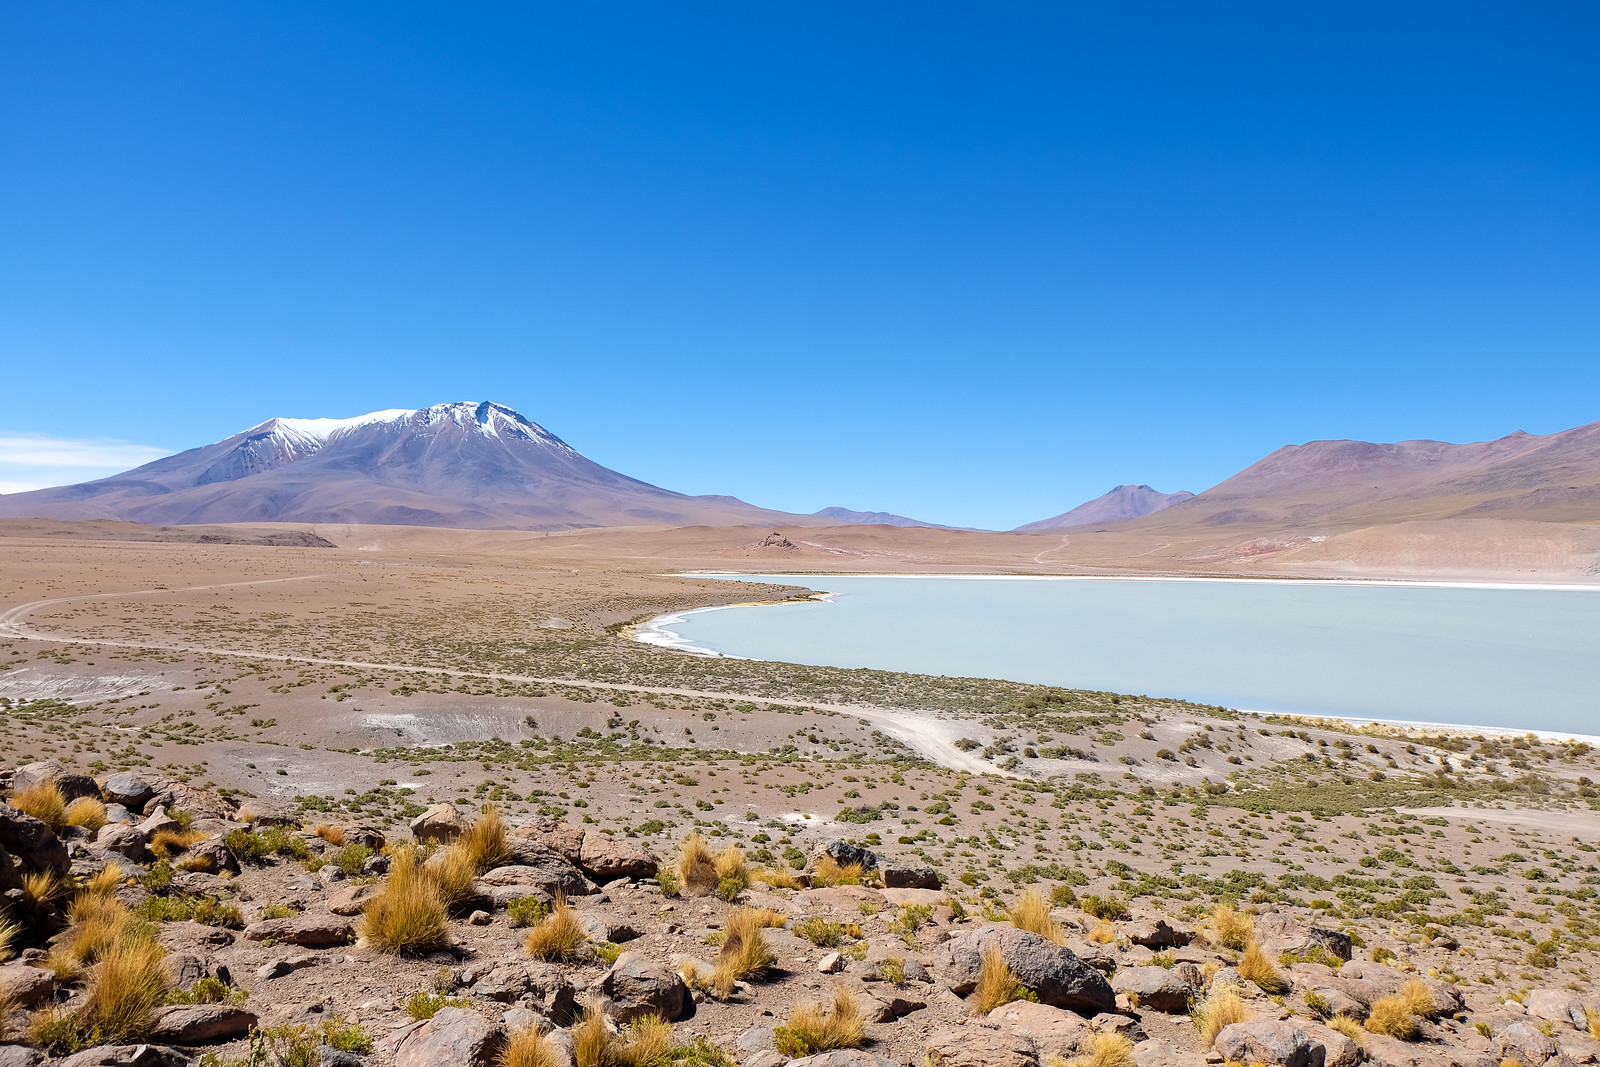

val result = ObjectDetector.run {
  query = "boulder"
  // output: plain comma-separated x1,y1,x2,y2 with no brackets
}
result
161,952,230,991
149,1006,258,1044
0,804,70,886
470,966,530,1003
577,911,641,944
1306,984,1369,1020
13,760,99,802
511,822,586,863
57,1048,193,1067
158,922,236,951
143,782,235,822
578,834,657,881
1214,1021,1325,1067
0,964,54,1008
181,838,238,875
326,883,382,916
242,914,354,948
1527,990,1590,1031
925,1025,1039,1067
1492,1022,1565,1067
0,1047,42,1067
881,862,941,890
1256,914,1352,963
394,1007,506,1067
1302,1023,1363,1067
932,927,1115,1015
100,771,160,809
1122,918,1191,948
596,951,691,1023
988,1000,1093,1058
789,1054,903,1067
815,840,881,871
409,805,465,843
484,885,555,910
95,824,148,862
479,856,590,898
1112,966,1197,1013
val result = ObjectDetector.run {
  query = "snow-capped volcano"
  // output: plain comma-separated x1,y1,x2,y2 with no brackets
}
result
0,401,805,530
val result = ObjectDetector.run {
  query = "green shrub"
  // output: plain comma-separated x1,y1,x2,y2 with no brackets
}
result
507,896,551,927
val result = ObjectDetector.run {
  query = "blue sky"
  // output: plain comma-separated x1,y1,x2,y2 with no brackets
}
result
2,4,1597,528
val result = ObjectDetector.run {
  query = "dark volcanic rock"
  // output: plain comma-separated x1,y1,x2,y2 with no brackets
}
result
933,927,1115,1015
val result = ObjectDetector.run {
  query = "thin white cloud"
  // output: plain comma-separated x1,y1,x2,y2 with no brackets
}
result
0,433,172,494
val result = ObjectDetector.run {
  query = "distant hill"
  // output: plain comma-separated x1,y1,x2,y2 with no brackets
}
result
1015,484,1194,532
0,401,813,530
812,507,966,530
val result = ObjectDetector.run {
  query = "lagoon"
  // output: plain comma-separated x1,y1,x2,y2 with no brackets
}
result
640,575,1600,736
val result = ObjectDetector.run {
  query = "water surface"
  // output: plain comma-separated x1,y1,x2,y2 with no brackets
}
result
643,575,1600,735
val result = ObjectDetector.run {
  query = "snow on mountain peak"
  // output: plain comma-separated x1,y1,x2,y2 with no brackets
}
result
249,402,575,456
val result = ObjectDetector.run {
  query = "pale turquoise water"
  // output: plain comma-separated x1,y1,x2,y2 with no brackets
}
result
645,575,1600,734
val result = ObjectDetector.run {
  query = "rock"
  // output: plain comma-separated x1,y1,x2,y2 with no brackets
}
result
1093,1014,1146,1042
737,1026,776,1053
596,951,690,1023
256,955,321,980
242,914,355,948
882,888,948,908
162,952,230,990
1527,990,1590,1031
989,1001,1092,1059
925,1024,1040,1066
469,910,492,926
1113,966,1198,1013
1302,1023,1363,1067
318,1048,364,1067
816,840,881,871
14,759,99,802
511,822,586,863
932,927,1116,1015
470,965,530,1003
335,825,387,851
1123,918,1191,948
1256,914,1353,963
0,1046,43,1067
0,804,71,887
409,805,465,843
578,834,657,881
788,1054,903,1067
576,911,639,944
855,984,926,1022
136,808,182,839
95,824,148,862
0,964,53,1008
101,771,160,809
1214,1021,1325,1067
881,862,941,889
501,1007,548,1037
484,885,555,910
327,883,381,916
57,1047,194,1067
1306,984,1369,1020
479,857,590,898
819,951,845,973
149,1005,258,1044
143,782,235,822
1492,1022,1565,1067
158,922,236,951
394,1007,505,1067
184,839,238,877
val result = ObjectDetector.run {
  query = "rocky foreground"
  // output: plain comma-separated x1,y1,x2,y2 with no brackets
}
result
0,758,1595,1067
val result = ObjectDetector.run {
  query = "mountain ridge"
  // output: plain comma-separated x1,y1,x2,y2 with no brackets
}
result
1015,484,1195,532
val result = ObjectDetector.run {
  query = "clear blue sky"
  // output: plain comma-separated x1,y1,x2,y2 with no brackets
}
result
2,4,1597,529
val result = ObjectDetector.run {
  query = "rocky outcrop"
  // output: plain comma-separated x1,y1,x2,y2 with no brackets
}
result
1214,1021,1327,1067
1111,965,1197,1012
0,804,70,892
394,1007,506,1067
932,928,1115,1015
13,759,99,802
595,951,691,1023
241,914,354,948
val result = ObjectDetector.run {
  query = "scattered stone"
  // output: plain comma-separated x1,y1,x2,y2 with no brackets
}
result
1113,965,1198,1013
100,771,160,809
1123,918,1192,948
578,834,657,881
790,1053,903,1067
595,951,691,1023
409,805,465,843
819,951,845,973
256,955,322,980
162,952,230,990
933,927,1116,1015
394,1007,506,1067
881,862,941,889
1214,1021,1324,1067
0,963,54,1008
925,1024,1040,1067
327,883,382,916
479,857,590,898
469,909,492,926
242,914,355,948
470,965,530,1003
149,1005,258,1044
95,823,147,862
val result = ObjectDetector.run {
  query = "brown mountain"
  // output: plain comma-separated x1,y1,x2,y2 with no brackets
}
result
0,401,814,530
1014,484,1195,532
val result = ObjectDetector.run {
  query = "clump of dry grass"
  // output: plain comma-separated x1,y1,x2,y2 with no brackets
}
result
1087,921,1116,945
314,824,347,846
1399,979,1439,1020
712,907,778,998
21,871,67,910
1364,994,1419,1040
812,855,868,887
424,845,480,911
11,782,67,831
63,895,135,965
360,846,450,956
1210,904,1254,951
458,806,510,875
1192,985,1252,1047
1009,887,1065,944
677,833,718,897
1329,1015,1366,1046
0,920,18,964
1049,1032,1137,1067
744,907,788,929
972,945,1033,1014
713,845,750,903
572,1008,675,1067
500,1024,561,1067
1238,940,1288,994
774,988,865,1057
149,827,207,860
77,934,170,1041
524,897,588,962
63,797,108,832
751,867,803,890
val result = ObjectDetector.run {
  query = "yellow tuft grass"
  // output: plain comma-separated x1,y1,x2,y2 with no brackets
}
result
972,945,1031,1014
1237,941,1288,994
314,824,347,846
710,844,749,902
1052,1032,1137,1067
0,921,16,965
11,782,67,831
78,934,170,1041
82,864,127,899
1192,985,1252,1047
751,867,804,890
149,827,207,860
64,895,135,965
1087,921,1116,944
360,846,450,956
499,1025,561,1067
458,806,510,875
1010,887,1065,944
63,797,108,832
774,987,866,1057
744,907,789,929
572,1007,675,1067
812,855,868,887
424,845,480,911
1329,1015,1366,1046
712,907,778,998
1399,979,1439,1020
21,871,67,909
677,832,718,897
1365,994,1419,1040
1210,904,1254,951
524,897,588,962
